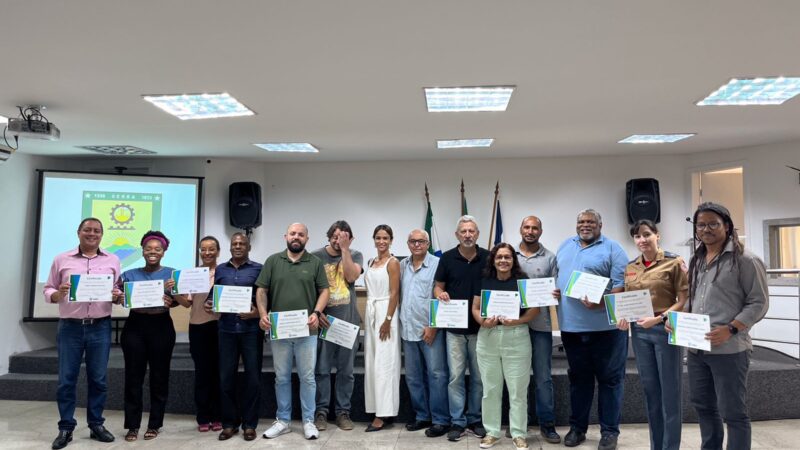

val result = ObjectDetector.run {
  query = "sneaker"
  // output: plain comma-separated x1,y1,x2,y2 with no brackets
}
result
336,413,354,431
314,412,327,431
539,424,560,444
563,428,586,447
262,420,290,439
598,433,618,450
303,421,319,440
467,422,487,438
512,436,529,449
447,425,466,441
425,424,449,437
479,435,500,448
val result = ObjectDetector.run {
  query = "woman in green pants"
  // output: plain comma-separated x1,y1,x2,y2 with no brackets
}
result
471,243,540,450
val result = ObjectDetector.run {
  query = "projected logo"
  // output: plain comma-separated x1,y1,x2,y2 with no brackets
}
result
82,191,163,269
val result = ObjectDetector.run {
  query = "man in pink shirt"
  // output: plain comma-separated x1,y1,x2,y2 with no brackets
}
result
44,218,121,449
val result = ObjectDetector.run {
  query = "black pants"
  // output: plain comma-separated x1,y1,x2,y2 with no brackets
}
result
189,321,221,424
219,329,264,430
121,312,176,430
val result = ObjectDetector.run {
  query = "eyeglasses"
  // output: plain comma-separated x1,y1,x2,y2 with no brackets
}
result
407,239,429,246
695,222,723,231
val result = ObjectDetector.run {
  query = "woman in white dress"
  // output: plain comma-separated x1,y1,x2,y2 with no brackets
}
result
363,224,401,432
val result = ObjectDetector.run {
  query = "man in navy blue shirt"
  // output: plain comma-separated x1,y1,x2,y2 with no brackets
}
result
205,233,264,441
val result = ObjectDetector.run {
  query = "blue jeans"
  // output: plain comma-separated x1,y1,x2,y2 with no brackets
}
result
271,335,317,422
561,329,628,435
218,329,264,429
529,330,556,425
315,338,356,416
56,318,112,432
688,350,751,450
632,324,682,450
402,332,449,425
446,332,482,427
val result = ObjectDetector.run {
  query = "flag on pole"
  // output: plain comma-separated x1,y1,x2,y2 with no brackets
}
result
460,179,468,215
424,184,443,256
493,199,504,245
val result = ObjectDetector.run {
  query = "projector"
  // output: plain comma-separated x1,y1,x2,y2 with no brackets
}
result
6,116,61,141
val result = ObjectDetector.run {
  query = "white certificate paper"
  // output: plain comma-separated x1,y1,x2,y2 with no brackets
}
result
319,315,359,349
429,299,469,328
269,310,310,340
668,312,711,351
123,280,165,309
480,290,520,320
564,271,611,304
517,278,557,307
171,267,210,294
68,274,114,302
212,285,253,313
604,290,655,325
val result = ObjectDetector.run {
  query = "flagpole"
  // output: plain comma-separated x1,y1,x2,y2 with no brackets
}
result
487,181,499,247
425,182,430,204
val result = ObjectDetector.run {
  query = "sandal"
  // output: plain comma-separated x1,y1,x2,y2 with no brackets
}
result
125,429,138,442
198,423,210,432
211,422,223,432
143,429,159,440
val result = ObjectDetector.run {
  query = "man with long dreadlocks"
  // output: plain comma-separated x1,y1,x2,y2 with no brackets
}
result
685,202,768,450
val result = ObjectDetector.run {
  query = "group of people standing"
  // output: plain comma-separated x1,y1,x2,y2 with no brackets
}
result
45,201,768,450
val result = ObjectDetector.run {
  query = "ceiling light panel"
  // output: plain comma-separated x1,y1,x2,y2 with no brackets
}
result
425,86,514,112
437,138,494,149
143,92,255,120
254,143,319,153
697,77,800,106
618,134,695,144
0,115,7,124
77,145,157,155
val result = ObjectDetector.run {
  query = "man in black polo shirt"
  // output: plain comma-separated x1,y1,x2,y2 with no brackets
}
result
434,215,489,441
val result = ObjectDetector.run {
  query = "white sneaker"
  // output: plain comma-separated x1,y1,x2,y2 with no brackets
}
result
262,420,290,439
303,420,319,440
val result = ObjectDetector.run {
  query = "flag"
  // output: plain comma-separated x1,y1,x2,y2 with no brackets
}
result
424,185,443,256
493,199,504,245
460,179,468,215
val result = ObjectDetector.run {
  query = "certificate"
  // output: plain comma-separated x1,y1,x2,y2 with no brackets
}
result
479,290,520,320
68,274,114,302
269,310,310,340
429,299,469,328
604,290,655,325
564,271,611,304
319,315,359,349
123,280,165,309
517,278,557,307
668,312,711,351
171,267,210,294
212,285,253,313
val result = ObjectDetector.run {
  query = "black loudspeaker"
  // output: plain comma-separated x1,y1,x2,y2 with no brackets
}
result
626,178,660,224
229,182,262,230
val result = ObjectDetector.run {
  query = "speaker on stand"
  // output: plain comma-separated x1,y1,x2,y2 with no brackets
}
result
229,182,262,237
626,178,660,224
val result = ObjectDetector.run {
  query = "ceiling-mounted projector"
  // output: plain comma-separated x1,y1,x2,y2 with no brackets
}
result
5,105,60,141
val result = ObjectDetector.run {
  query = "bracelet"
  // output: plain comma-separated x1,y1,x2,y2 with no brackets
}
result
313,310,322,318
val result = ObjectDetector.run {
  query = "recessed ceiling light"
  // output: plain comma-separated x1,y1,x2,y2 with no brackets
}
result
618,134,695,144
77,145,157,155
697,77,800,106
0,115,8,124
142,92,255,120
437,138,494,149
425,86,514,112
254,143,319,153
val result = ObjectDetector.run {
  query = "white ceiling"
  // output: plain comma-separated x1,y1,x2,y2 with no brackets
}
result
3,0,800,162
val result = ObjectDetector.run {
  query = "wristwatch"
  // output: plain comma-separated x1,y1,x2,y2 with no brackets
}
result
660,313,669,324
313,310,322,318
385,314,393,322
727,323,739,335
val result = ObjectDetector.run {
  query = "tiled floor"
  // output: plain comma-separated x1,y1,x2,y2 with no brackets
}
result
0,400,797,449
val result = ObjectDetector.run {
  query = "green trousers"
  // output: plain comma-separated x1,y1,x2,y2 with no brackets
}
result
476,324,532,438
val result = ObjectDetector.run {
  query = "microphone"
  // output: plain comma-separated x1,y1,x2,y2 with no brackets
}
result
685,217,693,224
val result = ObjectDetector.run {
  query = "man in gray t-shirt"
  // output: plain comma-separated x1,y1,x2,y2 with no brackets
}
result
516,216,562,444
312,220,363,432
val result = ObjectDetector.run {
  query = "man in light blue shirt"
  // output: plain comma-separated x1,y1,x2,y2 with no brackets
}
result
399,229,449,437
555,210,628,450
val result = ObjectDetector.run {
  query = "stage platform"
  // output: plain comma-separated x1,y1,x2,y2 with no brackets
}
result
2,340,798,425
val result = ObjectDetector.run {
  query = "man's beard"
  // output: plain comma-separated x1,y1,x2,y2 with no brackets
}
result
287,240,306,253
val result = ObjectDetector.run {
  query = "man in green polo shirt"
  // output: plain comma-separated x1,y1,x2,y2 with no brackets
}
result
255,223,330,441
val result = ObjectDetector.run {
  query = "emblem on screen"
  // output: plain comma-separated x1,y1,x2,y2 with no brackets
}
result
82,191,163,269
